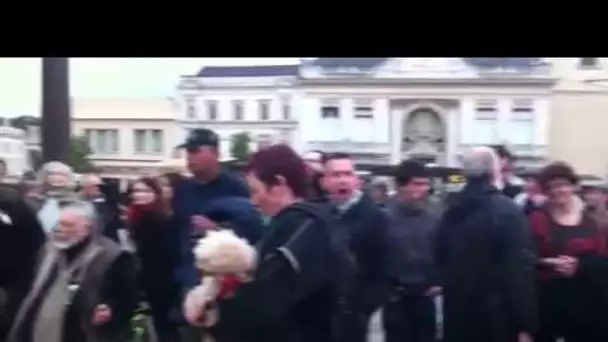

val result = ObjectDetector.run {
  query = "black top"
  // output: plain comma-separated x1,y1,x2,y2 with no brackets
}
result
214,202,347,342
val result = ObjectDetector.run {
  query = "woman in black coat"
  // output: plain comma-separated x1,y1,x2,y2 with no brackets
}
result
127,177,181,342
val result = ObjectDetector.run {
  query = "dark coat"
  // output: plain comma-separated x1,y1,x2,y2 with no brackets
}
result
173,173,251,289
338,194,392,315
434,180,537,342
0,189,45,340
8,237,138,342
212,202,350,342
130,211,181,332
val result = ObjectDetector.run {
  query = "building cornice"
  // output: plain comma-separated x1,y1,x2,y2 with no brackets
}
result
177,120,298,128
72,118,174,122
298,77,557,87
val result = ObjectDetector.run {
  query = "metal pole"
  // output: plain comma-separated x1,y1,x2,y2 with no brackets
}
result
41,58,71,163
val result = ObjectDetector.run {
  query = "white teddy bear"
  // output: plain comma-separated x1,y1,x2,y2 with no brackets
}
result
183,229,257,329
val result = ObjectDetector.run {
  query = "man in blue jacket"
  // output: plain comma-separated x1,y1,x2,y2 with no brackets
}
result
172,129,263,341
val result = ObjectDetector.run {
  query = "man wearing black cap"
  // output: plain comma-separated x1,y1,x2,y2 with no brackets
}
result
173,129,262,341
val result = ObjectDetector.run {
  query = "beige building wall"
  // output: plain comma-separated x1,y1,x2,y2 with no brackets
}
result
547,58,608,177
71,97,184,177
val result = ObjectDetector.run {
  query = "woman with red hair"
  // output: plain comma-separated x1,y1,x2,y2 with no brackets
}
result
529,162,608,342
184,144,352,342
127,177,180,342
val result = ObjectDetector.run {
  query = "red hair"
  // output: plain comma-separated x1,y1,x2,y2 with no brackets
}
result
245,144,311,199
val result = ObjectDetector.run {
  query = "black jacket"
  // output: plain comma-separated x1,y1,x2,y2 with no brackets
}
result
385,200,440,293
130,212,180,309
213,202,349,342
337,194,392,315
435,180,537,342
0,191,45,340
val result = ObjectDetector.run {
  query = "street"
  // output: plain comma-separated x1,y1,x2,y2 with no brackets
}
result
367,297,443,342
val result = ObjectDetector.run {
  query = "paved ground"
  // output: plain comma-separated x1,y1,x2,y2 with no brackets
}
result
367,297,443,342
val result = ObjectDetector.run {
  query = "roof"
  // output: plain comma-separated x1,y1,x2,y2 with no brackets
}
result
194,58,546,79
463,58,545,69
308,58,388,69
197,65,299,78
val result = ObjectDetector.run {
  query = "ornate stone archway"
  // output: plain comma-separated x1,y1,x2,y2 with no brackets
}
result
401,106,446,164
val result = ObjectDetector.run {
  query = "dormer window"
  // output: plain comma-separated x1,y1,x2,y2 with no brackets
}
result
579,58,600,69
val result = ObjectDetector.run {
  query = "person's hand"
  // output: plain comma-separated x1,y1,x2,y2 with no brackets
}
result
531,194,546,206
555,255,579,277
191,215,218,235
183,286,207,325
518,331,533,342
92,304,112,326
541,257,564,268
424,286,442,297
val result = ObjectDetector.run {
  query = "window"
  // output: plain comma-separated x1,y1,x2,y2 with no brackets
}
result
232,100,244,120
511,99,534,121
473,99,498,144
281,99,291,120
206,100,218,121
510,99,535,144
320,99,340,119
579,58,600,69
258,100,270,121
353,99,374,119
185,98,197,120
84,129,119,154
475,99,498,120
133,129,163,155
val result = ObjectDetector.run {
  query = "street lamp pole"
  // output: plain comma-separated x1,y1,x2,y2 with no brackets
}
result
41,58,71,163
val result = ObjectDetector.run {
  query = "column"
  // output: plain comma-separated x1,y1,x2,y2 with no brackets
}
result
534,97,549,146
390,106,403,165
341,98,353,141
459,98,475,145
41,58,71,163
497,98,511,142
445,103,460,167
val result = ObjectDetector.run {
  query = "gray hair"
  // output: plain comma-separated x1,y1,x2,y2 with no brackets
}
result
60,200,97,222
462,146,501,178
37,161,75,188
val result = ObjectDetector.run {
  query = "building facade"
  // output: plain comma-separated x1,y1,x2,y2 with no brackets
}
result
547,58,608,177
177,58,555,168
71,98,183,179
0,121,29,179
175,66,300,159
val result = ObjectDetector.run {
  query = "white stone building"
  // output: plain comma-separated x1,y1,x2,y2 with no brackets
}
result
0,124,29,178
174,65,301,159
177,58,555,168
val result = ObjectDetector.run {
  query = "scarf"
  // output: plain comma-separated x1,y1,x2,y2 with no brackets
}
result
37,198,61,234
37,190,80,234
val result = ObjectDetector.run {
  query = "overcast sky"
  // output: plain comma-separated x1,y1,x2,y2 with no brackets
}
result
0,58,301,118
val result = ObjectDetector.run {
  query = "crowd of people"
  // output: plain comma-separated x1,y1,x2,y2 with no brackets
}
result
0,127,607,342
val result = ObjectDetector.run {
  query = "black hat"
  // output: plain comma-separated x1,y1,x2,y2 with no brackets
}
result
177,128,219,150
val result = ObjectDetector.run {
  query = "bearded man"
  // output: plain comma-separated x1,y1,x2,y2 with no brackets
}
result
7,200,138,342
